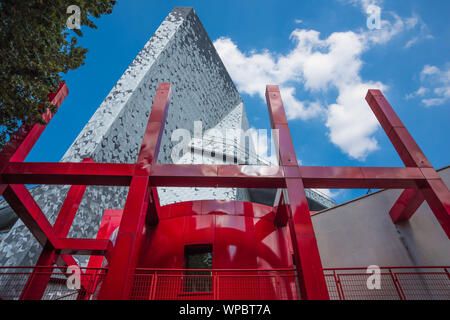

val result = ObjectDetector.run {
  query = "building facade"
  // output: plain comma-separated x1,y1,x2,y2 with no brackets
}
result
0,7,448,300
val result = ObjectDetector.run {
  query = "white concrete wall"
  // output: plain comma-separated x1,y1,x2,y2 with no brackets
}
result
312,166,450,268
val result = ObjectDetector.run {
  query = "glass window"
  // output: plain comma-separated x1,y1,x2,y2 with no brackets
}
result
184,245,213,293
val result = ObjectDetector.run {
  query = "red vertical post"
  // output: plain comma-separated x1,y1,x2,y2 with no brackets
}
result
366,90,450,238
265,85,329,300
98,83,171,299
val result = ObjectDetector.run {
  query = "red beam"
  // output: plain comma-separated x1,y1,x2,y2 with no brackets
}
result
56,238,113,259
300,166,425,189
0,82,68,168
1,163,284,188
149,164,285,188
87,209,123,270
99,83,172,300
2,162,429,189
366,90,432,168
266,85,329,300
1,163,284,187
57,255,83,269
366,90,450,237
53,158,94,235
390,189,425,222
19,243,57,300
132,82,171,231
20,159,92,300
1,162,135,185
135,83,171,171
421,178,450,238
2,184,61,247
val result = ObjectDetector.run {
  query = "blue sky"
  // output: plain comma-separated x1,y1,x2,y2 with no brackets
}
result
26,0,449,203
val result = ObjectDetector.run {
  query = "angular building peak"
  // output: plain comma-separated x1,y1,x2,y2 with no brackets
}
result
63,6,244,165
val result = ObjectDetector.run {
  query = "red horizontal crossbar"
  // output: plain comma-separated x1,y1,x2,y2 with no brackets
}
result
2,162,135,185
299,166,426,189
148,164,285,188
0,163,427,189
56,238,113,260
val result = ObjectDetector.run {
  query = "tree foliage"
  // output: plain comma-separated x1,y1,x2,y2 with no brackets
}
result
0,0,116,149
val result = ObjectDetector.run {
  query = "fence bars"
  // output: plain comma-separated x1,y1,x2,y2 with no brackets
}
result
0,266,449,300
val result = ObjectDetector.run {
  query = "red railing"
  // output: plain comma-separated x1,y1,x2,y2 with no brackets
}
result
0,266,448,300
0,266,107,300
324,267,450,300
131,269,300,300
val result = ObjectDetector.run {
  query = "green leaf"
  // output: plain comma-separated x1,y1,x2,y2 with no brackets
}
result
0,0,116,149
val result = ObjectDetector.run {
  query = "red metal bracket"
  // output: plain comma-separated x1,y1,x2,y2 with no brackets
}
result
366,90,450,237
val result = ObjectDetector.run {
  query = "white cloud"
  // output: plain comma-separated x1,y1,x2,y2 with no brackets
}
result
362,12,414,45
345,0,383,11
326,82,385,159
405,86,428,100
345,1,431,48
417,87,428,96
213,36,325,121
404,16,433,49
214,29,386,160
213,2,428,161
421,65,441,78
422,98,446,107
408,64,450,107
404,37,419,49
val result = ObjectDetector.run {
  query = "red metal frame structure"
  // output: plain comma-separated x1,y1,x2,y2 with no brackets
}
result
0,82,449,300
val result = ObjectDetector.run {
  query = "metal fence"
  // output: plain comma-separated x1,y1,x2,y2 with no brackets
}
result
131,269,298,300
324,267,450,300
131,269,299,300
0,266,448,300
0,266,106,300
